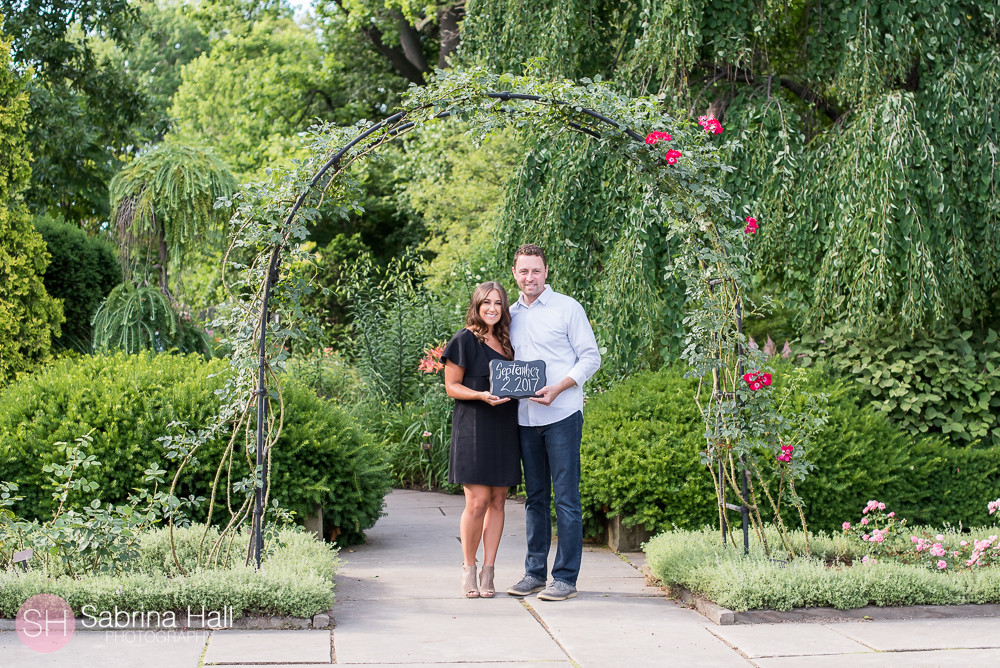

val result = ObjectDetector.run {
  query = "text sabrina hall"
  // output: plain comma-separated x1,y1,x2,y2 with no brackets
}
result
80,605,236,629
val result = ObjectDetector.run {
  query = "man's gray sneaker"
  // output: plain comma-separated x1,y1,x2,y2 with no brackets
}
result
506,574,546,596
536,580,577,601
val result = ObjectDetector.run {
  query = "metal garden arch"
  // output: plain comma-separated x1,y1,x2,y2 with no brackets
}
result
244,81,751,568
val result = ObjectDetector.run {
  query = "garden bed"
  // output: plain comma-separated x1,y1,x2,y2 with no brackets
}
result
643,526,1000,621
0,527,339,624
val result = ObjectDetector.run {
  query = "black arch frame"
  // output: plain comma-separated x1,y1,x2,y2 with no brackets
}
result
249,92,748,566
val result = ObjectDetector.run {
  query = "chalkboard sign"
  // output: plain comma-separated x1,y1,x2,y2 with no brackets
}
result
489,360,547,399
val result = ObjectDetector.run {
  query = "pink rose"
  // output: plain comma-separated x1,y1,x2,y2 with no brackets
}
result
843,522,851,531
860,517,869,526
937,560,947,570
665,149,682,165
888,512,895,518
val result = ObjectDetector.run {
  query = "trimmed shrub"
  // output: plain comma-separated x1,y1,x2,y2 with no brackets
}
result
579,363,1000,536
34,214,121,351
580,368,716,537
0,353,390,544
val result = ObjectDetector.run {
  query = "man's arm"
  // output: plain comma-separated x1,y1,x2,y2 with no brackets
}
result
529,300,602,406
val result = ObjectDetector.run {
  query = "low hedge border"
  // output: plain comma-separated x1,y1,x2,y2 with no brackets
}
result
644,527,1000,615
0,528,338,621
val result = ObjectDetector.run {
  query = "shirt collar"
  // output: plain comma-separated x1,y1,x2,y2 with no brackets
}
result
517,284,552,309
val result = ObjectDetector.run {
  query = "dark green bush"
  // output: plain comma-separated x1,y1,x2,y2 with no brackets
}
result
0,353,390,544
580,363,1000,537
580,368,717,537
34,214,121,351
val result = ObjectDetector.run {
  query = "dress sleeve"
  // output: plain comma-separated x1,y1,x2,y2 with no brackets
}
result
441,329,473,369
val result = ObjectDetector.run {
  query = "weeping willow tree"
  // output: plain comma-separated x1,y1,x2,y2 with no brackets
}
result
108,143,238,298
462,0,1000,334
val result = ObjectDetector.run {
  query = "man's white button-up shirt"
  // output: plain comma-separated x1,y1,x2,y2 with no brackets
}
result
509,285,601,427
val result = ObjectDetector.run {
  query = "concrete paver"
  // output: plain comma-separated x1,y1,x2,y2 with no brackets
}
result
0,629,209,667
202,629,331,664
4,489,997,667
527,596,751,668
827,618,1000,652
755,648,1000,667
708,623,874,658
332,597,567,664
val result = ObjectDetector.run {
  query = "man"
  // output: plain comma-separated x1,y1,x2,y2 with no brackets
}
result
505,244,601,601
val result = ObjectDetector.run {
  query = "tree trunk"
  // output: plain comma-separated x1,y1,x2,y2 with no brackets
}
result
437,2,464,69
392,10,430,73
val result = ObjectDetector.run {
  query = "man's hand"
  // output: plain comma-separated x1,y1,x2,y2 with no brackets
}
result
529,377,577,406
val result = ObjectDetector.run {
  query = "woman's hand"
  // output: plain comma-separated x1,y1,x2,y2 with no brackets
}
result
480,391,510,406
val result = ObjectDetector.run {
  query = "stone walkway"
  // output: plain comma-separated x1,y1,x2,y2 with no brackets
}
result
3,489,999,666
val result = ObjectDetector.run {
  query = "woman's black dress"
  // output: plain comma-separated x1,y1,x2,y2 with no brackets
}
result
441,328,521,487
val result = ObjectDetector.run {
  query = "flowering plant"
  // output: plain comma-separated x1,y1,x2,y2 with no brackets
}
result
698,115,724,135
744,216,758,234
842,500,908,560
645,131,672,144
742,370,772,391
664,149,682,165
990,498,1000,516
417,344,445,373
907,529,1000,571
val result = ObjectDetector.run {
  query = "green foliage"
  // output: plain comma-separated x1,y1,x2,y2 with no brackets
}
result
0,527,338,619
91,284,210,356
800,320,1000,447
495,131,688,379
645,526,1000,612
396,122,524,289
461,0,624,80
577,363,999,535
462,1,1000,338
2,0,149,224
0,431,200,576
0,28,64,383
580,367,717,537
0,353,391,545
107,1,212,135
343,252,459,406
299,234,371,344
170,17,379,179
34,214,121,351
108,142,237,285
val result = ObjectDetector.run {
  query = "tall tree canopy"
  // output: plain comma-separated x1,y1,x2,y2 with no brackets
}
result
1,0,149,225
461,0,1000,336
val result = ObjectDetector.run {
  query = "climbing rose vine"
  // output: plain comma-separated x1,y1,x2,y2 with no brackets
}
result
665,149,682,165
645,131,672,144
699,115,723,135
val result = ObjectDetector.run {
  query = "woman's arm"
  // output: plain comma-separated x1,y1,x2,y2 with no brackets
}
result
444,360,509,406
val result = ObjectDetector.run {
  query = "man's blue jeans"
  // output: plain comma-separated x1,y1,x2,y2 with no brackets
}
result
520,411,583,586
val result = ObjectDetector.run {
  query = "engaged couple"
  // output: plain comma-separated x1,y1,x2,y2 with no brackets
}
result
441,243,601,601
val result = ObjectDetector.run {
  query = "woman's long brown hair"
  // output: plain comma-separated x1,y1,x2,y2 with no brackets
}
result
465,281,514,360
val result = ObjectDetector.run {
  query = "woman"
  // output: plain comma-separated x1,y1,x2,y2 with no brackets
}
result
441,281,521,598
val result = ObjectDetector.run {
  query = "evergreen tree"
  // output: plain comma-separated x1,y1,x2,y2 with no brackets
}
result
0,21,64,383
